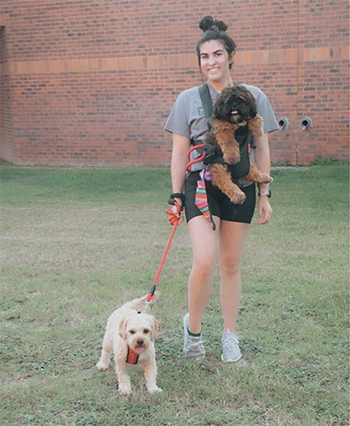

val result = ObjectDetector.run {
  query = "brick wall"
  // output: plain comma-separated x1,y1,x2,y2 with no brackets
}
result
0,0,349,166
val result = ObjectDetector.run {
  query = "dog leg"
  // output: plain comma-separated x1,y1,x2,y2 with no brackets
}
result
116,362,132,396
96,331,113,371
213,122,241,164
144,361,162,394
245,163,273,183
210,164,246,204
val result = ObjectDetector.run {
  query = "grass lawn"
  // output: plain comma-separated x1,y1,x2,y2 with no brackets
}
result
1,162,349,426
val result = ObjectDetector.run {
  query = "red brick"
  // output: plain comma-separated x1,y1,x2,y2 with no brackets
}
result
0,0,349,166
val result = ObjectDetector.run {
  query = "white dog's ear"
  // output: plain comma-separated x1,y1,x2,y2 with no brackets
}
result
119,318,128,340
150,318,159,341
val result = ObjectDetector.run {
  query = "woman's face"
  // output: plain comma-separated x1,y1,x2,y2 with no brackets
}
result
199,39,232,83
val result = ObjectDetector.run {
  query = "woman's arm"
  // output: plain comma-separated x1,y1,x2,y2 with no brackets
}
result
253,133,273,225
170,133,191,222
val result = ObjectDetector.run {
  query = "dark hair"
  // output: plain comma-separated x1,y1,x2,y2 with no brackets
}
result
196,16,236,69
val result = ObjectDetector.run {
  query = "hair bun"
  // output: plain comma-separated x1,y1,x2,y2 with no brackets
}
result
199,16,228,32
199,16,215,31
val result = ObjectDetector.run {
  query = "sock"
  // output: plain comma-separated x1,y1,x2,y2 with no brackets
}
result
187,328,201,338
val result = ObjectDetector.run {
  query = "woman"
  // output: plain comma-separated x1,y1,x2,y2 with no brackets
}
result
165,16,279,362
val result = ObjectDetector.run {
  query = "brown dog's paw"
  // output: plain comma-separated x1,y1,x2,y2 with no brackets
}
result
258,174,273,184
245,163,273,184
229,192,246,204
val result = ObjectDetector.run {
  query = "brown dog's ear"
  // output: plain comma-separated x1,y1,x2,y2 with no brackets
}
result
150,318,159,341
119,318,128,340
213,94,227,120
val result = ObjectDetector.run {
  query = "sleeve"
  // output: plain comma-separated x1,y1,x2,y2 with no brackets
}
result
255,89,279,134
164,91,190,139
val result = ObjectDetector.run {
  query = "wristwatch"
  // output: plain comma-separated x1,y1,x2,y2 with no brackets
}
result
258,189,271,198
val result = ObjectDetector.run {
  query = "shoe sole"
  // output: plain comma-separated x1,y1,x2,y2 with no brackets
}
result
221,353,242,363
186,353,205,361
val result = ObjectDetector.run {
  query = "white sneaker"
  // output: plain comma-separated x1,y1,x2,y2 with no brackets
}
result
183,313,205,360
221,329,241,362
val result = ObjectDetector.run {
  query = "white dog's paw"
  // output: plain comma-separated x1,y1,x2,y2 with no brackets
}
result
96,361,108,371
119,387,132,397
148,386,162,394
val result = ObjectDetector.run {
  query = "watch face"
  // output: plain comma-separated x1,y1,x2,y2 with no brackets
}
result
260,189,271,197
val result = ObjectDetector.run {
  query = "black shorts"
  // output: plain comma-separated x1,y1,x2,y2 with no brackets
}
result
184,171,256,224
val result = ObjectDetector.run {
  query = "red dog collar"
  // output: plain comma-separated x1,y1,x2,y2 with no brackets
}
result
126,346,139,365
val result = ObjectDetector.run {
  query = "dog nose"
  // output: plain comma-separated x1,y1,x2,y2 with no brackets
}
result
137,339,144,346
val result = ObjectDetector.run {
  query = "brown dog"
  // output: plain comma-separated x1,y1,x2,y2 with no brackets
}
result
205,84,273,204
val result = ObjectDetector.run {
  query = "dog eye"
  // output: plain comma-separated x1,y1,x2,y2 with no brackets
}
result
143,329,150,334
129,330,136,335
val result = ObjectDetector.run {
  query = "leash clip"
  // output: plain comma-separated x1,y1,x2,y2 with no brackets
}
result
143,284,156,313
142,300,152,314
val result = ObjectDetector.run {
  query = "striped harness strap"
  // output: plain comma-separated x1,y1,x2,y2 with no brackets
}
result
195,175,216,230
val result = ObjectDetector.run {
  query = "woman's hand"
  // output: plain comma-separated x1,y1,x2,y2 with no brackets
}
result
167,200,184,226
257,196,272,225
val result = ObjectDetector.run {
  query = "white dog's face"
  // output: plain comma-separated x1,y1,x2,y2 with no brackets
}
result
119,313,158,355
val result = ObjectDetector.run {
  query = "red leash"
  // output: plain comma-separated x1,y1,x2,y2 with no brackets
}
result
146,223,178,302
144,203,181,310
186,143,206,172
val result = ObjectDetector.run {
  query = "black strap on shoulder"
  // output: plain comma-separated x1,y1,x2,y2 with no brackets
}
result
198,84,213,132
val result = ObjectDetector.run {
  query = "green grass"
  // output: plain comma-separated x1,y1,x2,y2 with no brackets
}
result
1,163,349,426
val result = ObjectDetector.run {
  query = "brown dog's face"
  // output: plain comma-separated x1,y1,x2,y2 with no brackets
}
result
119,313,159,355
214,85,257,124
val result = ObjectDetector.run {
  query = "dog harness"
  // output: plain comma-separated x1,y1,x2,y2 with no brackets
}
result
197,83,253,180
189,84,254,229
126,346,140,365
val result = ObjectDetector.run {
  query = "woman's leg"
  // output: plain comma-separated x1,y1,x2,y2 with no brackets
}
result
187,215,220,334
219,221,250,333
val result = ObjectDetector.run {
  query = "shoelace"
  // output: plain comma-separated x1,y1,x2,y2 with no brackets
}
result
184,338,205,351
222,333,239,350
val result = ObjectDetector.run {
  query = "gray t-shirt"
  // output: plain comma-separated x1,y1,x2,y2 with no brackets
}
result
164,82,279,172
165,81,278,139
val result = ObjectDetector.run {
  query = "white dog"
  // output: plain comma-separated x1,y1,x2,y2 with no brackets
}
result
96,294,162,396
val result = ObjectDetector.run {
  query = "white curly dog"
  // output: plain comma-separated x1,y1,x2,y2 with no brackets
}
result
96,294,162,396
